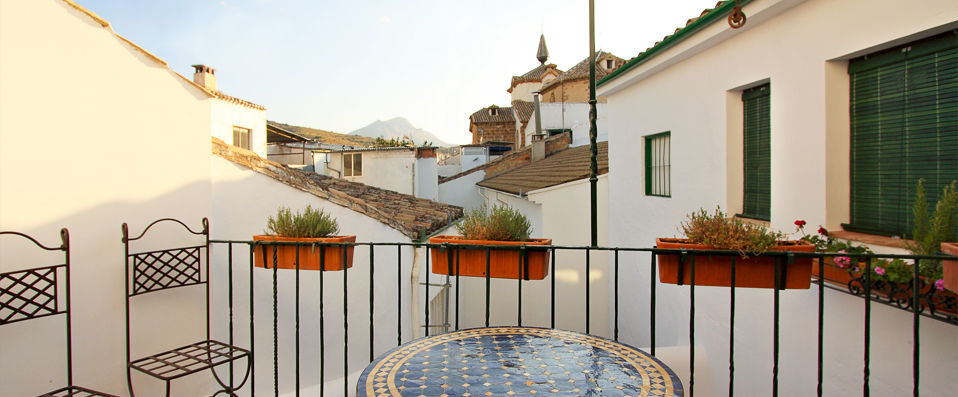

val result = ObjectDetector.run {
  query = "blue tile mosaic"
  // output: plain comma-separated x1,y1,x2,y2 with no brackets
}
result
358,327,683,397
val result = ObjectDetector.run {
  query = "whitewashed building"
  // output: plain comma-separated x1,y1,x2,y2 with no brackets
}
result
597,0,957,395
192,64,268,157
317,146,440,200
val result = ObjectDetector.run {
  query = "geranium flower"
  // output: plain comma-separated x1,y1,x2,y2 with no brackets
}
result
874,266,885,275
817,227,828,236
795,220,806,227
834,250,851,268
935,279,945,291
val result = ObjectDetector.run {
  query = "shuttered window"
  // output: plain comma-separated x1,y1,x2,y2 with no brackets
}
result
741,84,771,220
645,132,671,197
846,32,958,237
232,126,251,150
343,153,362,177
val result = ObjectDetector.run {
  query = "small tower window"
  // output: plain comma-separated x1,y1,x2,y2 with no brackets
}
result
605,59,614,69
489,108,498,116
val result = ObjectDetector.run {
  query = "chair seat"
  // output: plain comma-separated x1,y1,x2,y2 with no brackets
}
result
130,339,250,381
40,385,119,397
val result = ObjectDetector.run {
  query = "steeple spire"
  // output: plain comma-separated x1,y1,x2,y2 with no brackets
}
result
536,34,549,64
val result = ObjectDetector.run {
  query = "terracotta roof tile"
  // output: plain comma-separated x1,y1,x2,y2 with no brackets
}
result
477,142,609,195
540,51,625,92
511,100,535,123
214,90,266,111
469,105,514,123
212,138,462,239
510,64,561,87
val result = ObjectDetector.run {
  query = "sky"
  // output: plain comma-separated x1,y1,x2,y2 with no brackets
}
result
79,0,722,144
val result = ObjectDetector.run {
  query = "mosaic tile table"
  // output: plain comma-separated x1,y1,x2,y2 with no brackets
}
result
358,326,684,397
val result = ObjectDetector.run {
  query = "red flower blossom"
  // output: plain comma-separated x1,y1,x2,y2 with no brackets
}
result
794,220,807,227
817,227,828,236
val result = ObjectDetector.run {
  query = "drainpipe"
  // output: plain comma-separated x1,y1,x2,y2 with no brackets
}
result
409,243,421,337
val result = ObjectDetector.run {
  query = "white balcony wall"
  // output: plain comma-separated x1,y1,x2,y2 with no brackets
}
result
524,102,609,148
599,0,958,395
438,171,486,212
211,156,419,396
0,1,213,395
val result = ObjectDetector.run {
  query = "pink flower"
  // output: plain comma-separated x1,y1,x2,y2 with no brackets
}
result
834,250,851,268
935,279,945,291
874,266,885,276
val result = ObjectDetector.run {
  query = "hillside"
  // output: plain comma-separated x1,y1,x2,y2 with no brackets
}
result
349,117,450,147
269,121,377,147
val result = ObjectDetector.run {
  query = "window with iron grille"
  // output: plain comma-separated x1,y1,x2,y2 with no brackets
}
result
846,32,958,237
741,84,771,221
343,153,362,177
232,126,251,150
644,131,670,197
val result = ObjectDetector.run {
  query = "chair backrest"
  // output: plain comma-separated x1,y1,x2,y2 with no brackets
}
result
0,228,74,387
122,218,210,352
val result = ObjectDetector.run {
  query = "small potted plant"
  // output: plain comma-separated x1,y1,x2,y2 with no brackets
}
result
253,205,355,270
655,207,815,289
429,204,551,280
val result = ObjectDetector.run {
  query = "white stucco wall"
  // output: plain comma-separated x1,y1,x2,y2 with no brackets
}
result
438,171,487,212
415,156,439,201
460,147,489,171
599,0,958,395
0,1,212,395
211,156,421,396
510,81,541,103
524,102,609,147
211,99,267,157
326,150,417,195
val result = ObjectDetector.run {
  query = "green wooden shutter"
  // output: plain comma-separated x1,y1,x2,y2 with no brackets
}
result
741,84,771,220
847,32,958,237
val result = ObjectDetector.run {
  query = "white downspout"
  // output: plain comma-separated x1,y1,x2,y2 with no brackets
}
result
410,245,421,338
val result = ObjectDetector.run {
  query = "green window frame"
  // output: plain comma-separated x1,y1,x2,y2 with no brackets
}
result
845,32,958,237
644,131,671,197
741,84,771,221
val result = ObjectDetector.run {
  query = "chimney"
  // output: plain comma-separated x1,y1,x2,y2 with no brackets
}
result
191,64,217,91
531,133,546,161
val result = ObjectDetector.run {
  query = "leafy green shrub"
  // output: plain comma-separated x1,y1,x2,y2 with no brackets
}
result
680,207,783,255
266,205,339,238
906,179,957,256
456,204,532,241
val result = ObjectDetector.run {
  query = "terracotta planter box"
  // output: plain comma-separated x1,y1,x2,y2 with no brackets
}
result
655,238,815,289
943,242,958,293
429,235,552,280
253,235,355,271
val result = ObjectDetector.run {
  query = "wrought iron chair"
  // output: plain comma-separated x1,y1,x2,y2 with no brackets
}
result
0,228,117,397
122,218,250,397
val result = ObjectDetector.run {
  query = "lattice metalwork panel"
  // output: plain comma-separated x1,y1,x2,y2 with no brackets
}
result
130,246,203,296
0,265,61,325
41,385,119,397
130,340,250,381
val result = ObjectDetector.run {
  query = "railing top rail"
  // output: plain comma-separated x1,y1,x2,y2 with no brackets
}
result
0,228,69,251
209,239,958,260
122,217,208,243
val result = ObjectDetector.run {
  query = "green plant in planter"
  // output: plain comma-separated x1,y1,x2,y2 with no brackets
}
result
680,207,784,256
266,205,339,238
456,204,532,241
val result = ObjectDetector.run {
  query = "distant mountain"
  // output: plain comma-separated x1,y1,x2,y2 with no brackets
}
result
268,121,377,147
348,117,450,147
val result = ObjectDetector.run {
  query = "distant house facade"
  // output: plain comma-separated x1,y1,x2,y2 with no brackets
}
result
468,105,516,147
318,146,440,200
191,64,267,157
266,121,322,167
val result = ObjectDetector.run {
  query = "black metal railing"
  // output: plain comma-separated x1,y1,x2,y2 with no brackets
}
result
205,239,957,397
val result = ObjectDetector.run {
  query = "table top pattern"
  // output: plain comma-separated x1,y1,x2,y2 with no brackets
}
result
358,327,683,397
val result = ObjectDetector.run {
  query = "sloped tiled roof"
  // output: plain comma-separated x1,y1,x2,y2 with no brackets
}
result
511,100,535,123
510,64,561,87
477,142,609,195
212,138,462,239
540,51,625,92
213,90,266,111
469,105,514,123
